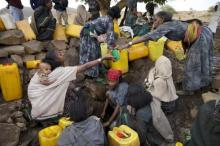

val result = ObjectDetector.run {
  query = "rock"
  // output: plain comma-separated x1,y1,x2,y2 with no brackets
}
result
36,53,46,60
0,123,20,146
2,45,25,55
11,55,23,67
15,117,26,123
23,55,35,62
84,80,107,101
64,46,79,66
6,117,13,124
202,91,220,103
47,40,67,51
69,38,80,48
22,40,43,54
0,49,8,57
16,122,26,128
12,111,23,118
190,106,198,119
212,74,220,89
0,30,25,45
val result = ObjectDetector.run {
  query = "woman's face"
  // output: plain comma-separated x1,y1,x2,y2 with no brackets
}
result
152,15,164,29
108,80,119,90
46,1,52,10
56,50,65,63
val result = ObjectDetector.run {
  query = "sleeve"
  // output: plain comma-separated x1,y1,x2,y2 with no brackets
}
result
34,6,44,20
106,20,116,49
146,24,172,41
116,83,128,106
58,129,73,146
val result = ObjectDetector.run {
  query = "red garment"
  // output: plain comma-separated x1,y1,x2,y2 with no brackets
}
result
107,69,122,81
6,0,23,9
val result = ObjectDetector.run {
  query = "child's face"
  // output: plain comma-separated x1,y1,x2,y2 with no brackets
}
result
108,80,119,90
39,63,52,74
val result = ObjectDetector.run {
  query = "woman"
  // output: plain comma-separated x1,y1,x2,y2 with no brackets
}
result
33,0,56,41
80,5,121,78
101,69,128,128
122,11,213,95
28,50,113,120
58,90,105,146
145,55,178,114
73,5,91,26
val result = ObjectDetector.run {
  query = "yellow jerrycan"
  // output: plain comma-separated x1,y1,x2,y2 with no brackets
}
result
166,39,186,61
16,19,36,41
39,125,62,146
58,117,73,129
66,24,83,38
108,125,140,146
114,19,120,37
25,60,41,69
0,63,22,101
148,37,167,61
128,44,148,61
0,18,6,32
110,49,129,74
100,43,110,66
53,24,67,42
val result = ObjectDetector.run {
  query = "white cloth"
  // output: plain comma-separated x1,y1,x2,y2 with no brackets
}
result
119,26,134,38
146,55,178,102
150,98,174,141
28,66,78,120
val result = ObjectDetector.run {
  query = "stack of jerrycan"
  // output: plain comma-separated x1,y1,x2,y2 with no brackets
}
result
0,63,22,101
53,24,67,42
66,24,83,38
16,20,36,41
108,125,140,146
39,117,73,146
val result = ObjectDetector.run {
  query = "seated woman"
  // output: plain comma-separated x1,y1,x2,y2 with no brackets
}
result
101,69,128,128
33,0,56,41
145,55,178,114
58,90,105,146
126,84,173,145
28,50,113,120
73,5,91,26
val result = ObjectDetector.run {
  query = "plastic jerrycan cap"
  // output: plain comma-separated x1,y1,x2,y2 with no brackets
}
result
175,142,183,146
112,49,120,61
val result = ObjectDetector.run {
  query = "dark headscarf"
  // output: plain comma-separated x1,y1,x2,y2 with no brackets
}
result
155,11,173,22
107,6,121,19
42,50,62,70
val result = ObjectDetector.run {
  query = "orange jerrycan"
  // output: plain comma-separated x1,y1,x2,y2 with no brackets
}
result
16,20,36,41
66,24,83,38
58,117,73,129
110,49,129,74
39,125,62,146
148,37,167,61
0,63,22,101
0,18,6,32
108,125,140,146
53,24,67,42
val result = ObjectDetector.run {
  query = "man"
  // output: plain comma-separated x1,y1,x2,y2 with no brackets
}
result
6,0,24,21
53,0,68,25
87,0,100,20
30,0,42,10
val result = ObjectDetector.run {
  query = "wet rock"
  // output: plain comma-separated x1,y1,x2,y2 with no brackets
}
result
0,123,21,146
47,40,67,51
0,30,25,45
2,45,25,55
69,38,80,48
12,111,23,119
64,46,79,66
0,49,8,57
6,117,13,124
23,55,35,62
11,55,23,67
36,53,46,60
23,40,43,54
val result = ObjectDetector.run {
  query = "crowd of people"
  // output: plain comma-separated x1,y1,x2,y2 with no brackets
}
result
3,0,219,146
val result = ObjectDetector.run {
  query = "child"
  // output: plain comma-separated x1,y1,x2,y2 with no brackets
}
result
101,69,128,128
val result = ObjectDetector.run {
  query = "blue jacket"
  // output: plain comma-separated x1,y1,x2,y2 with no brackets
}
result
30,0,42,10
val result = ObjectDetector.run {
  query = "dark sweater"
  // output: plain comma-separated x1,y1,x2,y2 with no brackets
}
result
6,0,23,9
53,0,68,11
30,0,43,10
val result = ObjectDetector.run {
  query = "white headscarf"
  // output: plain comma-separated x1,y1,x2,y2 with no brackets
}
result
147,55,178,102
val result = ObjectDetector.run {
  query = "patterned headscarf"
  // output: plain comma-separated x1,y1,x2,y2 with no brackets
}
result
107,69,122,81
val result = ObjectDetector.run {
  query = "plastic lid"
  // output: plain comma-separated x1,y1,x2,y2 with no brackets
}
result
175,142,183,146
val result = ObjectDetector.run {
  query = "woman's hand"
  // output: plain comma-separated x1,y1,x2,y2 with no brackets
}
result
103,121,110,128
97,34,107,43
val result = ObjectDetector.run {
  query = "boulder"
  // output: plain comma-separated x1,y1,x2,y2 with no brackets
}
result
202,91,220,103
0,30,25,45
22,40,43,54
212,74,220,89
64,46,79,66
11,55,23,67
36,53,46,60
23,55,35,62
2,45,25,55
0,49,8,57
47,40,67,51
0,123,21,146
69,38,80,48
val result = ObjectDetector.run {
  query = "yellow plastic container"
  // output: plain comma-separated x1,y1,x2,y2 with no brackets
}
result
0,63,22,101
114,19,120,37
110,49,129,74
108,125,140,146
58,117,73,129
65,24,83,38
25,60,41,69
148,37,167,61
16,20,36,41
100,43,110,66
53,24,67,42
128,44,148,61
175,142,183,146
39,125,62,146
0,18,6,32
166,40,186,61
132,37,145,48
